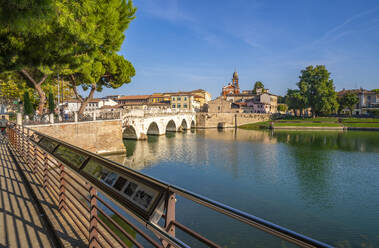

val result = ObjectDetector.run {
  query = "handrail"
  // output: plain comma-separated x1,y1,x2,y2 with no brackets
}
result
5,123,334,248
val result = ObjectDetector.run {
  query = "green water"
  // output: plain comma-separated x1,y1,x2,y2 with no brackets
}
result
106,129,379,247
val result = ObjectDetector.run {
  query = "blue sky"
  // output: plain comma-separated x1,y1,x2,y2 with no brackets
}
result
95,0,379,99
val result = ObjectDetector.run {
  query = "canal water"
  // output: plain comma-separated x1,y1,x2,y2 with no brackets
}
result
105,129,379,247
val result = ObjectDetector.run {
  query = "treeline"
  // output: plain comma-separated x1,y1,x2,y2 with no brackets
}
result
285,65,359,117
0,0,137,115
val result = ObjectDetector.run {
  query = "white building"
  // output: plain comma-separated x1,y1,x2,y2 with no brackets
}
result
61,98,118,113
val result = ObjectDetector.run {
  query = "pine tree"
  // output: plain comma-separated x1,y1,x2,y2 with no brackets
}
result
65,0,137,115
48,91,55,114
23,91,34,116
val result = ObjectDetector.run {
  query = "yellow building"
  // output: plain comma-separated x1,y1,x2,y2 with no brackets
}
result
148,93,165,103
170,94,199,111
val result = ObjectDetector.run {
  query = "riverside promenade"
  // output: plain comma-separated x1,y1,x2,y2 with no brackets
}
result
0,135,52,247
0,134,86,248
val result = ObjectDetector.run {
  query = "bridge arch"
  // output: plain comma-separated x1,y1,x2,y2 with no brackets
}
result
166,120,177,132
123,125,138,139
147,122,160,135
180,119,188,130
190,120,195,129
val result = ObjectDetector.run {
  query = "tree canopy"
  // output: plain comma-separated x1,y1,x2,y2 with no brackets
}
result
0,0,136,115
297,65,338,116
62,0,136,114
338,92,359,115
285,89,307,116
253,81,264,94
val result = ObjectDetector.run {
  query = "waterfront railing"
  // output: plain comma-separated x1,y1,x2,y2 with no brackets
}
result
5,123,333,248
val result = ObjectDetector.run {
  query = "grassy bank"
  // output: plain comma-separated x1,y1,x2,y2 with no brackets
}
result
344,123,379,128
276,117,338,122
239,121,271,129
274,122,342,127
238,117,379,130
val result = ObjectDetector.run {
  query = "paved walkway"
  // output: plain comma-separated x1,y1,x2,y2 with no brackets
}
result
0,135,52,248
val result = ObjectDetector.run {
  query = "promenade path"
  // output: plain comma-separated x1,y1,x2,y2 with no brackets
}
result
0,134,87,248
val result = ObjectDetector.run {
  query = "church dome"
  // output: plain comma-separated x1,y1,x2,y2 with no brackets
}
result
233,71,239,80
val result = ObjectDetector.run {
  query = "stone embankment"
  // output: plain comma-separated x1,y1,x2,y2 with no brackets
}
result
196,113,271,129
27,120,125,154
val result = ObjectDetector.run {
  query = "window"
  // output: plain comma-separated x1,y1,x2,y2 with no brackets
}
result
177,104,181,108
172,104,176,108
177,97,181,101
184,97,187,101
172,97,176,101
184,104,187,108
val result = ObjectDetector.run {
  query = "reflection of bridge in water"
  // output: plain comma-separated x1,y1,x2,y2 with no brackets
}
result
106,129,278,170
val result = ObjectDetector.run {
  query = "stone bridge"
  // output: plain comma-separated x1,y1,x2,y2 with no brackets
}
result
122,110,196,139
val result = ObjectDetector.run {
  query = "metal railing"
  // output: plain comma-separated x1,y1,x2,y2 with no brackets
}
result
5,123,333,248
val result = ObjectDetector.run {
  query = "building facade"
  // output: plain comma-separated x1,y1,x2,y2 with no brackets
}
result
210,71,278,114
170,94,196,111
338,89,379,115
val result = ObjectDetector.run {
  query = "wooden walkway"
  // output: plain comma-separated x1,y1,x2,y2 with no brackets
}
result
0,135,52,248
0,134,88,248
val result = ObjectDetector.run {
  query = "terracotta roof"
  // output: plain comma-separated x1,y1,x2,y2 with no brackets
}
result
118,95,151,100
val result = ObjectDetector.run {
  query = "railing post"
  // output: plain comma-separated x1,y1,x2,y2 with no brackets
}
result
162,192,176,247
89,186,99,248
58,163,65,211
26,128,30,165
43,152,48,188
32,144,37,174
21,126,25,159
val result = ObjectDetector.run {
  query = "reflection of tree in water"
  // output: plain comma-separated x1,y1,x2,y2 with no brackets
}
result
274,131,334,206
292,146,333,207
274,131,379,153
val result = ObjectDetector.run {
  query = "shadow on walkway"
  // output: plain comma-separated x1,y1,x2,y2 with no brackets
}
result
0,135,88,247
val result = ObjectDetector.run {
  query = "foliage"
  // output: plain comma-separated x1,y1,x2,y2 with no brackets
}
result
62,0,137,114
0,0,118,113
285,89,307,116
367,109,379,117
277,95,286,104
297,65,339,116
48,91,55,113
0,0,54,33
338,92,359,115
253,81,264,93
23,91,34,115
371,89,379,94
277,104,288,112
0,72,35,108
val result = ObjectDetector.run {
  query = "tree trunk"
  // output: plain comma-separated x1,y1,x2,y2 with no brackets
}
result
78,84,96,115
20,69,48,114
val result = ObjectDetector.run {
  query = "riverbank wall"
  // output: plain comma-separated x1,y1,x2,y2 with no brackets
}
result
196,113,271,128
27,120,126,154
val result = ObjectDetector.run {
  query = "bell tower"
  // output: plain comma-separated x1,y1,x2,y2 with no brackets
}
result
232,71,240,94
